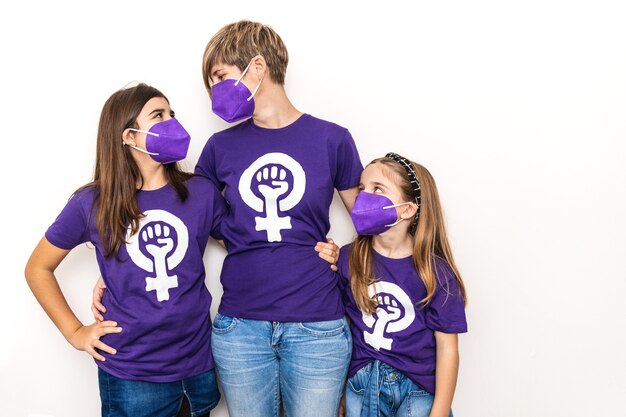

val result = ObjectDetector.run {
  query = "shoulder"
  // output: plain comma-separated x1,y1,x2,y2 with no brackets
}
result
69,184,98,209
433,257,455,280
339,243,353,258
304,114,350,139
337,243,353,277
208,120,254,143
185,175,221,196
433,256,463,294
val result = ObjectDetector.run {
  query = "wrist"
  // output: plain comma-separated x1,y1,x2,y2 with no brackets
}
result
63,322,84,346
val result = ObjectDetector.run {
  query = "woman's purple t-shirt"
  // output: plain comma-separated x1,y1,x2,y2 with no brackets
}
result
195,114,363,322
338,244,468,394
45,176,227,382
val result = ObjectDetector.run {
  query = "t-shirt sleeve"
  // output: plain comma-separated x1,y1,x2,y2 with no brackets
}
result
424,260,468,333
194,137,224,190
45,193,90,250
333,130,363,191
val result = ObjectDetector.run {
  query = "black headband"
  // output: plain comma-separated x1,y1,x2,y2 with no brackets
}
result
385,152,421,233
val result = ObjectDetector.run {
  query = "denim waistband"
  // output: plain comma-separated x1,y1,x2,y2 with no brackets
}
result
359,360,406,417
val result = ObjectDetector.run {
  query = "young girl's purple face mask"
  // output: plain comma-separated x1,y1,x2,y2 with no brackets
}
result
127,118,191,164
350,191,412,235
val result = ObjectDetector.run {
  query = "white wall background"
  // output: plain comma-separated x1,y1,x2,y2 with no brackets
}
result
1,1,625,416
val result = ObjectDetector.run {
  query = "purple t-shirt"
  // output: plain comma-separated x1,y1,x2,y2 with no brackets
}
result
195,114,362,321
45,176,227,382
338,245,467,394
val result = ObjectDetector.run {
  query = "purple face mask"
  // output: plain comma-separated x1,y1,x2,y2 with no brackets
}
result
350,191,412,235
127,118,191,164
211,59,263,123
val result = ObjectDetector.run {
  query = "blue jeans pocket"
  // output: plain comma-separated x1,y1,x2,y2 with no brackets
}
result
297,318,345,337
406,387,436,417
212,313,239,334
346,364,371,395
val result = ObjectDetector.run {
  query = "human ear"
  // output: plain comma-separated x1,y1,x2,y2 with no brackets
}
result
251,54,267,81
400,202,418,220
121,128,137,147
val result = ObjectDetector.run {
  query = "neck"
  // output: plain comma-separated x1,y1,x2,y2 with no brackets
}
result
136,159,167,190
252,83,302,129
372,223,414,259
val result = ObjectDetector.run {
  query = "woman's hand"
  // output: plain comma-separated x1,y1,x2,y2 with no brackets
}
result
68,321,122,361
315,238,340,272
91,276,107,322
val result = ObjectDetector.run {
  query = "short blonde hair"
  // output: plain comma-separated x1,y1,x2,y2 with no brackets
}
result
202,20,289,95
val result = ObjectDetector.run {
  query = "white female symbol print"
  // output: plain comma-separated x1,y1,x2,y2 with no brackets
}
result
362,281,415,351
238,152,306,242
125,210,189,302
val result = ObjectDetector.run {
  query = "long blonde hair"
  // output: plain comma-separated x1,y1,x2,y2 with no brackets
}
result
349,157,467,315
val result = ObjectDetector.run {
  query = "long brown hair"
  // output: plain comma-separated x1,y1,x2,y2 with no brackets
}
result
349,157,467,315
79,84,192,258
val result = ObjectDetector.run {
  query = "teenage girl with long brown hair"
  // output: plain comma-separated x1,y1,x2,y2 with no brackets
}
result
24,83,228,417
338,153,468,417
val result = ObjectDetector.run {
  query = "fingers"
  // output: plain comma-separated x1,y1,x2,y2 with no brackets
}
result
94,340,117,356
84,322,121,361
94,296,107,314
92,280,107,321
315,242,337,257
316,239,340,271
318,251,336,264
86,346,106,362
91,305,104,322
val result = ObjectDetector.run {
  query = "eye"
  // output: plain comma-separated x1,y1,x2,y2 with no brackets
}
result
357,184,364,191
374,186,383,193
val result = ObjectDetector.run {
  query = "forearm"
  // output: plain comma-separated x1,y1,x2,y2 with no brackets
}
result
429,341,459,417
339,186,359,212
26,268,83,342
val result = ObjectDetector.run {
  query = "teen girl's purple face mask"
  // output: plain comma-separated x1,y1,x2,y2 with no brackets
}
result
211,59,263,123
127,118,191,164
350,191,412,235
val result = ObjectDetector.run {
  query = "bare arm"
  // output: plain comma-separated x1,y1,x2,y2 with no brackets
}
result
25,237,122,361
429,332,460,417
338,186,360,212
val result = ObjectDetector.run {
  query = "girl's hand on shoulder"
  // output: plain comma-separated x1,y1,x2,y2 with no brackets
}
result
68,321,122,361
315,238,340,272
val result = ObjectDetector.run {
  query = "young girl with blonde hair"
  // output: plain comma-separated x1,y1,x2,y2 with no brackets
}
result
339,153,467,417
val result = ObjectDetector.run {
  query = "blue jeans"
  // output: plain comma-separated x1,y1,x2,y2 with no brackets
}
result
98,368,219,417
346,361,453,417
211,313,352,417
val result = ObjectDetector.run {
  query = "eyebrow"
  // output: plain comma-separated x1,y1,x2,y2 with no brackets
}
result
148,108,166,116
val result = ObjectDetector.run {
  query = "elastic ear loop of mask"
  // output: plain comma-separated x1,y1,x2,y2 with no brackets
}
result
234,58,264,101
382,202,413,228
124,128,160,156
385,152,421,234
